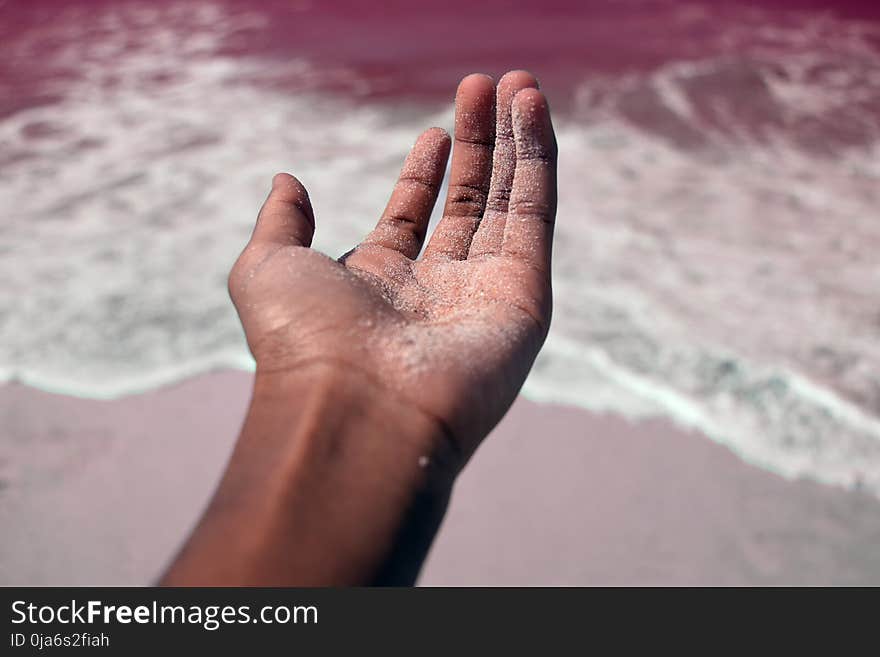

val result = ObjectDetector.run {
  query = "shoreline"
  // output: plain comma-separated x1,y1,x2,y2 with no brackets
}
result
2,370,880,585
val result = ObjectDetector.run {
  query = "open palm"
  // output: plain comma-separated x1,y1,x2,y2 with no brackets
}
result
228,71,558,460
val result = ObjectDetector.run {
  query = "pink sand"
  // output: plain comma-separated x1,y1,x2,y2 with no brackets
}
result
2,370,879,585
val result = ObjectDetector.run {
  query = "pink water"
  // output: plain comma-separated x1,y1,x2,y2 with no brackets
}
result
2,0,880,493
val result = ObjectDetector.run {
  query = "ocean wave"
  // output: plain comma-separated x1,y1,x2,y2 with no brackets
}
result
2,1,880,496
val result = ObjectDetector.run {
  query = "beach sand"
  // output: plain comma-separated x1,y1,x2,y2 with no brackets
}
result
2,370,879,586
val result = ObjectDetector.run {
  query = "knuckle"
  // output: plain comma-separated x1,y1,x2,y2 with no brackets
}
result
446,184,487,216
381,212,419,228
517,146,555,163
486,187,512,212
397,176,434,192
509,197,555,220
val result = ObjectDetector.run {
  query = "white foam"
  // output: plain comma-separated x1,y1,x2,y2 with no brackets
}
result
3,1,880,497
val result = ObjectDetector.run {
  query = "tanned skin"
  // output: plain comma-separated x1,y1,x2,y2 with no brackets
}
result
160,71,558,585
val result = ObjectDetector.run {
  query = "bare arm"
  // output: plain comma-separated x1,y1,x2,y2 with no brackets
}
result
160,71,558,586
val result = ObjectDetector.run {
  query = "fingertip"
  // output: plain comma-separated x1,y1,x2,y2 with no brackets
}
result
271,171,295,189
511,88,555,138
399,127,451,191
265,172,315,229
494,71,540,139
410,128,452,174
419,126,452,149
455,74,496,113
498,69,539,93
458,73,495,94
512,87,549,113
271,172,311,205
454,75,496,142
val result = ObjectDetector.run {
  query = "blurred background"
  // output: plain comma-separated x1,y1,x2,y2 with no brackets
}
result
2,0,880,584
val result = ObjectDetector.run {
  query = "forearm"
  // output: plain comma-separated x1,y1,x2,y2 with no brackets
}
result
160,362,460,586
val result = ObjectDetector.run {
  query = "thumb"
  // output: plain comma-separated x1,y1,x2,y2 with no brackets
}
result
251,173,315,247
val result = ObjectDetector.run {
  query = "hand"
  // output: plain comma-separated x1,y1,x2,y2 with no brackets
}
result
228,71,557,463
164,72,558,585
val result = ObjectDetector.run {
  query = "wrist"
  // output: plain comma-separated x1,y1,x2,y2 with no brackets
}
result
163,360,459,585
250,360,462,483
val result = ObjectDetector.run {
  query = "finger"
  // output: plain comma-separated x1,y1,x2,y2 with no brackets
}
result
469,70,539,258
422,74,495,260
501,88,558,273
251,173,315,247
362,127,451,259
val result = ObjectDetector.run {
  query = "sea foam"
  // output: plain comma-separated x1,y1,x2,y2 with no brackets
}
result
2,1,880,496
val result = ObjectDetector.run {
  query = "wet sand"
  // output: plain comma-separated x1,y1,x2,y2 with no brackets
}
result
2,370,879,586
